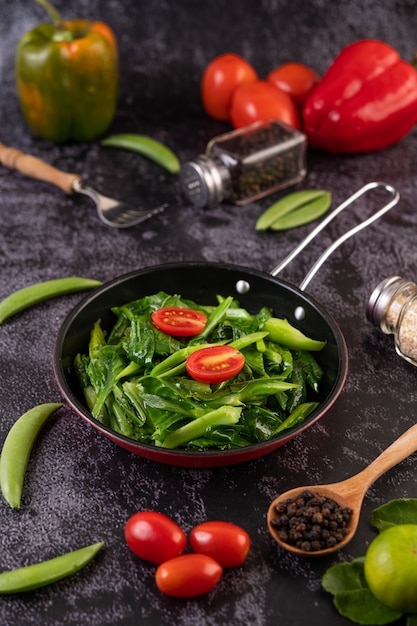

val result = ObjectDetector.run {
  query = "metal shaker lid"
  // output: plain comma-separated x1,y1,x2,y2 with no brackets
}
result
180,155,229,208
366,275,403,327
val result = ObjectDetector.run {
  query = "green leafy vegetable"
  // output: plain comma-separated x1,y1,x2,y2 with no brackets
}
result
74,291,325,450
371,499,417,532
256,189,332,231
322,558,402,625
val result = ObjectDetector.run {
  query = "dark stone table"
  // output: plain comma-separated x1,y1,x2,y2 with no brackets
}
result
1,1,417,624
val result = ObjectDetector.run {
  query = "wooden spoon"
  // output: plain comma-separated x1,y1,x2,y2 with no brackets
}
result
267,422,417,557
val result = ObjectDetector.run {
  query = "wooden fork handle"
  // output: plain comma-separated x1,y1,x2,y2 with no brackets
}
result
0,142,80,195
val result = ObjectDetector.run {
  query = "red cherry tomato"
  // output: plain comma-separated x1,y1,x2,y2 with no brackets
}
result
151,306,207,337
186,345,245,383
124,511,187,564
267,62,320,108
230,80,300,129
190,521,251,567
201,53,258,121
156,553,223,597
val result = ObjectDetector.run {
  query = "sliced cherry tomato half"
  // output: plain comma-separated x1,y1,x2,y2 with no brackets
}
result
124,511,187,564
156,553,223,597
267,62,320,109
190,521,251,567
201,53,258,121
186,345,245,383
230,80,300,130
151,306,207,337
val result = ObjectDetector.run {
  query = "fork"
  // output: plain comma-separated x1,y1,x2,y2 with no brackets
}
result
0,142,167,228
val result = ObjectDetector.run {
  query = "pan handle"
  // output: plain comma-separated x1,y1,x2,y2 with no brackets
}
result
270,181,400,292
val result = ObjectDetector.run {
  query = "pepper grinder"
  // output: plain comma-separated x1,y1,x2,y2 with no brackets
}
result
180,119,307,208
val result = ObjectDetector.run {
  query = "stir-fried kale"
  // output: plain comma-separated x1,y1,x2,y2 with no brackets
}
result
74,291,324,450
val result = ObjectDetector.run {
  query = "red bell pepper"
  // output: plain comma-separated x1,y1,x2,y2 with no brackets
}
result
302,39,417,153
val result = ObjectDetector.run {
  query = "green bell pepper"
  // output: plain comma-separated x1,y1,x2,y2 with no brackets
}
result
15,0,119,143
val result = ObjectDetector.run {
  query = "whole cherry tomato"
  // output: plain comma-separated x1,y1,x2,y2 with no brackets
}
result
124,511,187,564
155,553,223,597
190,521,251,567
186,345,245,383
151,306,207,337
267,62,320,108
201,53,258,121
230,80,300,129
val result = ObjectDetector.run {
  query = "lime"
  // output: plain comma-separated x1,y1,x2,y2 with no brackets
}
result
364,524,417,613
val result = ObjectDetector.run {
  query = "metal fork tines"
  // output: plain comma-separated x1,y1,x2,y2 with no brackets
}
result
72,179,167,228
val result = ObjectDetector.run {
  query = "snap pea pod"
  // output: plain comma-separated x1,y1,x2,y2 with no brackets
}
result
270,192,332,231
0,542,104,594
101,133,181,174
256,190,331,231
0,277,102,324
0,403,63,509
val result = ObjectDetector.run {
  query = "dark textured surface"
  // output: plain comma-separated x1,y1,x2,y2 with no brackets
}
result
1,1,417,624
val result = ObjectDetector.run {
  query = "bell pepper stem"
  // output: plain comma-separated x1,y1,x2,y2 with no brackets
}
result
34,0,63,27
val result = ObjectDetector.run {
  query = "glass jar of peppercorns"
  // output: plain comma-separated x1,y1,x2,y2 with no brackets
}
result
180,119,307,208
367,275,417,367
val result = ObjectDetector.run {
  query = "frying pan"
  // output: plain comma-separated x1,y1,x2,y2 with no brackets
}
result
53,182,399,467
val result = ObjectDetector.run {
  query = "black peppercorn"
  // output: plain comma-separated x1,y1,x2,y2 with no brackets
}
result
270,490,352,552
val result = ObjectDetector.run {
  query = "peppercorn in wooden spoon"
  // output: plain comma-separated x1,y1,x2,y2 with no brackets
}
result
267,421,417,557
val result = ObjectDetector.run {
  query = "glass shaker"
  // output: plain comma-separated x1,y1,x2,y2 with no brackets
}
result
366,276,417,366
180,119,306,208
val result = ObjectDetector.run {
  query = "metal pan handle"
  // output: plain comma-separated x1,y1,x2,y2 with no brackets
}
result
270,181,400,292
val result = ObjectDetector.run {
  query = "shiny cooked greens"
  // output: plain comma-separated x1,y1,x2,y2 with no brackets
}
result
74,292,325,450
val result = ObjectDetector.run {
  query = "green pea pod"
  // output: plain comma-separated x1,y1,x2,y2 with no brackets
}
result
0,277,102,324
270,192,332,231
101,134,181,174
263,317,326,351
255,190,331,231
0,403,63,508
0,541,104,594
